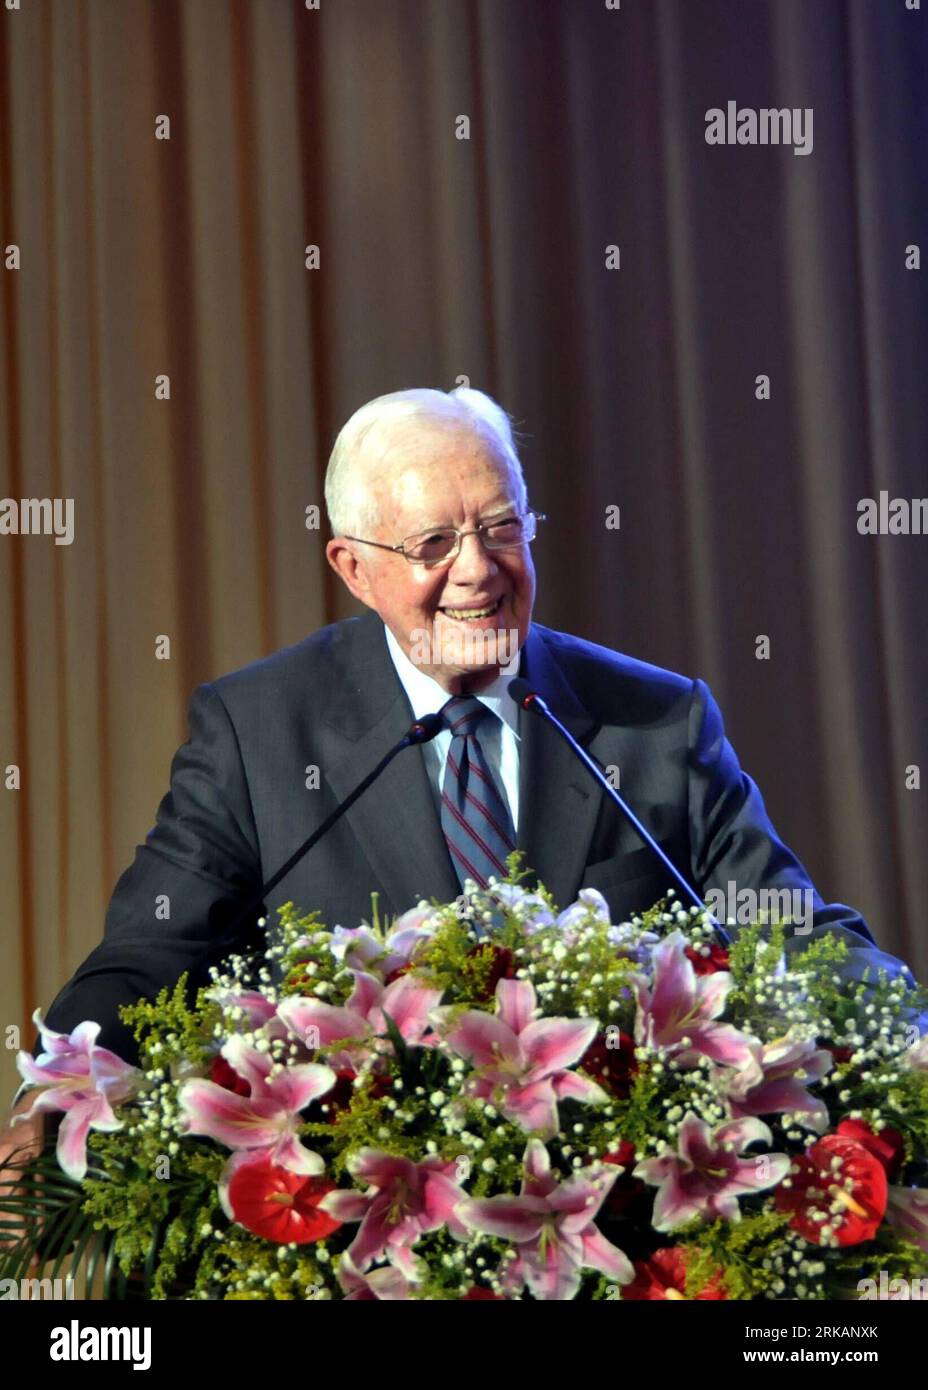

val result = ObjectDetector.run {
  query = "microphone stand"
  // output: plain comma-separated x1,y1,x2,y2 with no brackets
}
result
205,712,446,962
508,678,731,946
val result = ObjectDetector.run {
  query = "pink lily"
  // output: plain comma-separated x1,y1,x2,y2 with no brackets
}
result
337,1251,417,1300
885,1186,928,1252
276,971,443,1072
726,1036,833,1132
12,1010,142,1182
554,888,611,943
634,1111,791,1231
204,987,291,1034
177,1036,335,1180
455,1139,633,1300
201,987,297,1057
631,930,754,1068
329,905,437,981
319,1149,469,1277
487,882,556,932
203,988,279,1028
430,978,608,1139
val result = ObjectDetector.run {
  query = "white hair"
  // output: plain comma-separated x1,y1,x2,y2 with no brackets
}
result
324,386,528,538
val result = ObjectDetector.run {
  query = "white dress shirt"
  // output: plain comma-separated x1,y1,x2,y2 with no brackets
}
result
383,622,522,831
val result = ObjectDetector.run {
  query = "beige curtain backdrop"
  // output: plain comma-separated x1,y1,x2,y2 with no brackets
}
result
2,0,926,1105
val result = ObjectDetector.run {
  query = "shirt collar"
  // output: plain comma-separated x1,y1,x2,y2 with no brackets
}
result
383,621,522,738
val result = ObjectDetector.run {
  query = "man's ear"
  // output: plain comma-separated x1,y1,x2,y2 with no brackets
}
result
326,537,375,606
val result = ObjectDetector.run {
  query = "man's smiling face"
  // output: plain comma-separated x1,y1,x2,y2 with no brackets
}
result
326,427,536,694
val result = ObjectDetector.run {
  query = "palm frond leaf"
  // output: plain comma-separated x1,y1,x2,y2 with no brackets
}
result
0,1136,174,1299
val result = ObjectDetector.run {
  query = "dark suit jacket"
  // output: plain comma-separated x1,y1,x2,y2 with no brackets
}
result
34,609,909,1068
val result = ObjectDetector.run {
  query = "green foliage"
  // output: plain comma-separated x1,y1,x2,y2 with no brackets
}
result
676,1209,794,1300
300,1082,417,1177
727,919,786,989
605,1064,664,1153
189,1222,333,1300
0,1140,148,1299
77,1131,221,1297
412,916,517,1004
117,972,220,1072
830,1226,928,1292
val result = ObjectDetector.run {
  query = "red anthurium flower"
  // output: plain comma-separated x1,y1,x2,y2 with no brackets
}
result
209,1054,251,1098
622,1247,726,1300
580,1033,638,1100
774,1135,888,1245
836,1119,905,1182
461,1286,506,1300
228,1155,342,1244
683,944,731,976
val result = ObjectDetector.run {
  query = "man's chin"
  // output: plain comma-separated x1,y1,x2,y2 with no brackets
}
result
400,615,524,686
432,618,520,664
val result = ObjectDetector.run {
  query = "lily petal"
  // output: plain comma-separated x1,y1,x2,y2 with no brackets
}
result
581,1225,634,1283
495,978,537,1035
520,1017,600,1076
455,1194,549,1241
434,1009,520,1068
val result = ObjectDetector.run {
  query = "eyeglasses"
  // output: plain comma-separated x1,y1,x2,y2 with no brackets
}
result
341,508,547,566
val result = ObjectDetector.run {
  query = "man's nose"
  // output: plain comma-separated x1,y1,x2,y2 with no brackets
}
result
448,529,498,579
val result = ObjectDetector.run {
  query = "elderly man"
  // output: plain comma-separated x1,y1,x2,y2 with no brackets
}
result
2,387,917,1161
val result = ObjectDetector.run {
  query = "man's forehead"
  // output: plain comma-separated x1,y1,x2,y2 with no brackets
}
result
369,441,516,524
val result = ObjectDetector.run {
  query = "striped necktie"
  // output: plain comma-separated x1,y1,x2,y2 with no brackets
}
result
439,696,516,891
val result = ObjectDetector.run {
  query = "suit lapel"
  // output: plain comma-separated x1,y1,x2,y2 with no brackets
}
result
322,611,462,915
516,624,605,908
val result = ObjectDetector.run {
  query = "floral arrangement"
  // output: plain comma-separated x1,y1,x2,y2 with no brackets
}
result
4,854,928,1301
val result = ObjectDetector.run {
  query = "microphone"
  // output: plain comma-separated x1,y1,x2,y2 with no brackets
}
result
508,677,730,946
213,712,446,953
